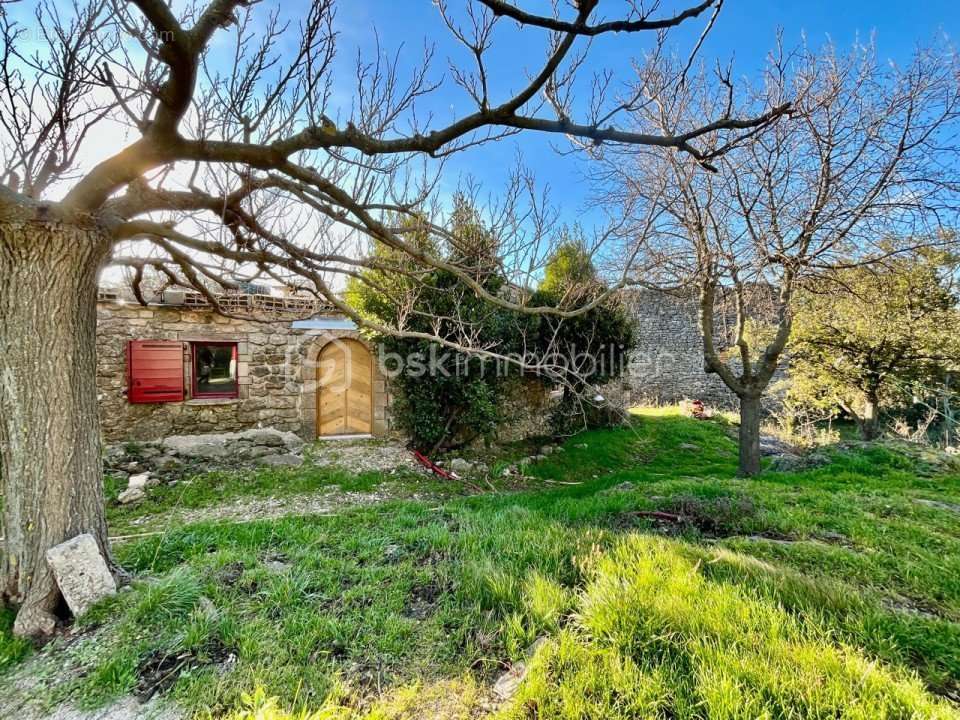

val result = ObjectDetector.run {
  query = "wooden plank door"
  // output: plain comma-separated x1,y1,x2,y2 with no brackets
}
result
317,339,372,436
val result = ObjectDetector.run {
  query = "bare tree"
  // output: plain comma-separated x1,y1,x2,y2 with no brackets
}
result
600,41,960,475
0,0,788,637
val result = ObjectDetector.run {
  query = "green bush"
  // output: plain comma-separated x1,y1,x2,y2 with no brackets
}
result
346,207,633,451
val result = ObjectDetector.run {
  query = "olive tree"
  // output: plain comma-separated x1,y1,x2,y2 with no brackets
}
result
788,250,960,440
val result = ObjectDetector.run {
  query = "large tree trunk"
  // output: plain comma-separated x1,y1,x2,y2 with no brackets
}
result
859,392,881,441
0,219,112,638
737,394,762,476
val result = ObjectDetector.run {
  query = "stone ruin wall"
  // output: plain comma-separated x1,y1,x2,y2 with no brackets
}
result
615,289,740,409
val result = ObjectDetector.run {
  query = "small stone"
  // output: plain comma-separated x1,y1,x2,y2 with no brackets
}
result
449,458,473,473
602,481,635,495
492,662,527,701
139,446,162,460
197,596,218,619
189,443,232,459
526,636,549,657
243,429,286,447
759,435,795,457
117,487,146,505
915,498,960,514
679,443,701,451
264,560,290,573
45,533,117,618
540,446,555,456
258,453,304,467
127,472,151,489
384,543,401,559
154,455,181,471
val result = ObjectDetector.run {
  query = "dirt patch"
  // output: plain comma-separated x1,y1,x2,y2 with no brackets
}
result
216,561,245,586
612,493,761,538
306,439,420,474
0,632,183,720
404,580,444,620
40,698,180,720
120,483,419,531
136,639,235,702
664,494,758,535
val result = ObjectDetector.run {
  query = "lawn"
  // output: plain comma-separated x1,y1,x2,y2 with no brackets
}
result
3,408,960,719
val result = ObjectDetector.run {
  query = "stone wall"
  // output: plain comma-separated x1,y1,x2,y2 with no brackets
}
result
617,289,739,408
494,377,556,443
96,301,390,442
96,288,782,444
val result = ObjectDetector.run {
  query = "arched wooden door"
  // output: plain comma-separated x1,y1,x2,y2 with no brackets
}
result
317,339,373,436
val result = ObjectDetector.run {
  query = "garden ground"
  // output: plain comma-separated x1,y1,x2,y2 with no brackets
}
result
2,408,960,719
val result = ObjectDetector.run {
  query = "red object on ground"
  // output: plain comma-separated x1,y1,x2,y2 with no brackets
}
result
127,340,185,403
413,450,459,480
691,399,706,419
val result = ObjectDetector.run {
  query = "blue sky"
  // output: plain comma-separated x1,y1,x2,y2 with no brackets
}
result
7,0,957,233
324,1,960,231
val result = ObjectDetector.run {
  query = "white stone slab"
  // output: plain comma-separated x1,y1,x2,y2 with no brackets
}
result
45,533,117,618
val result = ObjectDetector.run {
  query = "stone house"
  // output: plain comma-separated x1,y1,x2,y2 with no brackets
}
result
97,289,391,442
95,286,747,444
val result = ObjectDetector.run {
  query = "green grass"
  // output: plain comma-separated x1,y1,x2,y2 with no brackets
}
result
0,607,32,672
4,408,960,718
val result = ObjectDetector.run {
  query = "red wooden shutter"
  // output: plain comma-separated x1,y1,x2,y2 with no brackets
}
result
127,340,185,403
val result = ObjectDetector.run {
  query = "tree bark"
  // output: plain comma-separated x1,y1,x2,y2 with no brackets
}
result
859,392,880,440
738,394,762,476
0,219,112,638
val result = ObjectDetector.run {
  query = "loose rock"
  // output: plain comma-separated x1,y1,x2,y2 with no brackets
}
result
45,534,117,618
492,662,527,701
117,487,146,505
127,473,152,490
449,458,473,473
601,481,635,495
258,453,304,468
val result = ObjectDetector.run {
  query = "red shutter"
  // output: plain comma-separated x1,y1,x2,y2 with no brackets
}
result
127,340,185,403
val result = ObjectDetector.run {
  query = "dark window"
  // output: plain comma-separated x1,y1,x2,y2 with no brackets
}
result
191,342,238,398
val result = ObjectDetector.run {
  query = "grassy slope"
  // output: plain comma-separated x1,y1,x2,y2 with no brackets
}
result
2,408,959,718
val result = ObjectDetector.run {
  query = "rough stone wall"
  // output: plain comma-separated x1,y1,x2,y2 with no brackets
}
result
96,302,390,442
617,289,739,408
494,377,556,443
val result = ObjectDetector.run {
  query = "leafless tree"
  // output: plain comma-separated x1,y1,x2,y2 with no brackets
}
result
598,40,960,475
0,0,791,637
